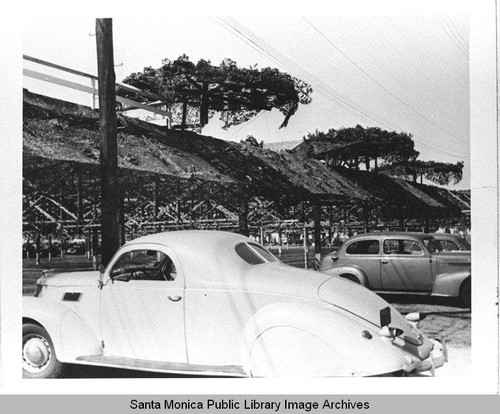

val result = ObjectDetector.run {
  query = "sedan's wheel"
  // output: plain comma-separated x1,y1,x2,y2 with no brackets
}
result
23,323,64,379
460,279,471,309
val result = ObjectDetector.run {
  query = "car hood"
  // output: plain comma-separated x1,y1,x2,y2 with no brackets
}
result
38,270,100,287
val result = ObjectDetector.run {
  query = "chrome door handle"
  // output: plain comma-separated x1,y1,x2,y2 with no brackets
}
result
169,295,182,302
381,259,389,264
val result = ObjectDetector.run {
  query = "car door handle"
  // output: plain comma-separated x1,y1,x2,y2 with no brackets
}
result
381,259,389,264
169,295,182,302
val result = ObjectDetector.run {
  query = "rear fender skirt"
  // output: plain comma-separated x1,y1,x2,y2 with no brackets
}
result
23,296,102,363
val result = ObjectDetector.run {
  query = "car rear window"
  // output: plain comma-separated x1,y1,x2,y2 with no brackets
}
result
345,240,379,255
248,243,278,262
235,242,277,265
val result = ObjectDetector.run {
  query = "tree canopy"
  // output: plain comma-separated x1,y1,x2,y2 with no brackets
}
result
121,55,312,131
293,125,418,171
379,160,464,185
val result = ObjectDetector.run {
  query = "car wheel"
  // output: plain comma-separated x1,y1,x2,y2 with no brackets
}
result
341,274,361,284
23,323,65,379
460,279,471,308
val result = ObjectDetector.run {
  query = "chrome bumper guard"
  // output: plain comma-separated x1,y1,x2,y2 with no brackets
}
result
403,337,448,376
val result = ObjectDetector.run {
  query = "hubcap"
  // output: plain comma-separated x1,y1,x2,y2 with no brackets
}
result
23,335,51,373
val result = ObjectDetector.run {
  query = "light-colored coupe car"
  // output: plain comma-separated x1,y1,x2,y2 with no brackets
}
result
23,231,447,378
320,232,471,307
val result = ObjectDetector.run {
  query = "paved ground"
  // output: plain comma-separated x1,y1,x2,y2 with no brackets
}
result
23,249,470,378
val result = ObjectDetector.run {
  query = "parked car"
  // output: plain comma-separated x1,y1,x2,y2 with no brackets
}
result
432,233,471,252
23,231,447,379
320,232,471,307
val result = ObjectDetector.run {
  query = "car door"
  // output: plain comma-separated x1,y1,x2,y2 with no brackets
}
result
342,238,382,289
99,244,187,363
380,238,433,292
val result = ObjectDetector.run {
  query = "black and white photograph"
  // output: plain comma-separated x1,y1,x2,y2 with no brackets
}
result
0,0,499,401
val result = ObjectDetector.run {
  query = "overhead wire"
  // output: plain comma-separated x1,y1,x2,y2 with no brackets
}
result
435,15,469,57
212,16,466,159
213,17,403,131
303,16,467,145
445,17,469,51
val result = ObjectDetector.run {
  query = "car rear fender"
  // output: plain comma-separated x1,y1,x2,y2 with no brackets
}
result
240,302,404,377
321,265,369,287
23,296,102,363
432,271,471,297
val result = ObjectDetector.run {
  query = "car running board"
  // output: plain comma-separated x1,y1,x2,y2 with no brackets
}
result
76,355,247,377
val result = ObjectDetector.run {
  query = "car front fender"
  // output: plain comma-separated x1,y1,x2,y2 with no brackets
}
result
320,264,369,287
432,271,471,297
240,302,406,377
23,296,102,363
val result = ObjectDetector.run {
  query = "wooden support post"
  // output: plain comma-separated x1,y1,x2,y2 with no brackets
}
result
260,227,265,246
35,233,41,265
48,234,52,261
181,100,188,131
60,228,64,258
313,202,322,261
96,18,120,267
200,81,209,127
77,171,83,234
327,205,333,250
238,198,249,237
278,224,282,256
86,227,92,260
364,204,370,233
92,227,99,270
119,191,126,246
154,178,159,231
303,225,308,269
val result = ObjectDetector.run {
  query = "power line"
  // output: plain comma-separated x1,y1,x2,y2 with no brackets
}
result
213,17,466,159
436,15,469,57
444,16,469,50
214,17,401,131
303,17,467,145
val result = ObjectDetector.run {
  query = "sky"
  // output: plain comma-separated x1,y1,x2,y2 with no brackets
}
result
22,13,470,189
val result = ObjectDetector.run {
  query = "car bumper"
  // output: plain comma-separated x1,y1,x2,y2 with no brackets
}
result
403,338,448,375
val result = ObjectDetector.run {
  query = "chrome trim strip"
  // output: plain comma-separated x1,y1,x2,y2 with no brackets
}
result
76,355,247,377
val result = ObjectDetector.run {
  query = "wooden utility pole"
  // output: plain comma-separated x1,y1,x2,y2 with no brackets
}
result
96,18,120,266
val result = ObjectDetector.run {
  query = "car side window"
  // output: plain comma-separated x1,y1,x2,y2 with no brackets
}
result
444,241,459,251
383,239,423,255
345,240,379,255
110,249,177,281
